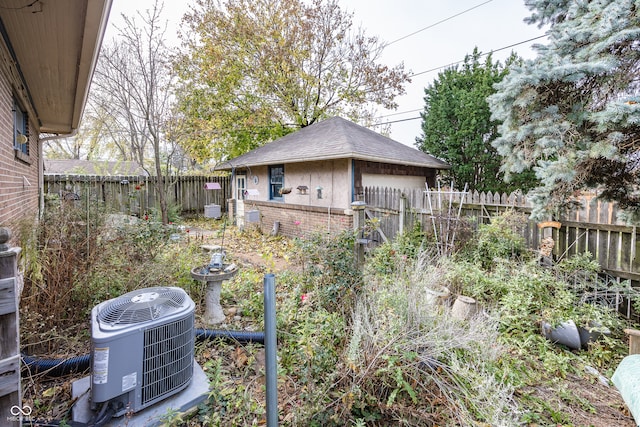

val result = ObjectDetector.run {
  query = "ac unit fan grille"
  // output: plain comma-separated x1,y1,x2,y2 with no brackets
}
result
97,287,188,326
141,315,194,405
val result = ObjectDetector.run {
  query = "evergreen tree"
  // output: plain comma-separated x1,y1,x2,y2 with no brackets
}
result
416,49,532,193
489,0,640,221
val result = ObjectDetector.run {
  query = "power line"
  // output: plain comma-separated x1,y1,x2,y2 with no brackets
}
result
377,108,422,119
410,34,546,78
373,116,422,126
371,34,548,127
383,0,494,48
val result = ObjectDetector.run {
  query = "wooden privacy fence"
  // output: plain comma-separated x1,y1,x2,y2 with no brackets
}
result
364,186,640,284
44,174,231,217
0,230,20,425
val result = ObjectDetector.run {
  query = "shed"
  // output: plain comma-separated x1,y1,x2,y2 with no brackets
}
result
218,116,449,236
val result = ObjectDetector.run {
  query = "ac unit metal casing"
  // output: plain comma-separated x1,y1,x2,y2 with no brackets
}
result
90,286,195,417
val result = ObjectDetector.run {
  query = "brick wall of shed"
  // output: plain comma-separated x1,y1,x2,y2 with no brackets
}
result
244,200,353,237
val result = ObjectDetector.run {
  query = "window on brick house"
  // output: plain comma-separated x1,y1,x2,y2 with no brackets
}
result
13,98,28,157
269,165,284,200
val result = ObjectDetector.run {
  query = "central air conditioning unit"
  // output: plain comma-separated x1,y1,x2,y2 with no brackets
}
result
90,286,195,417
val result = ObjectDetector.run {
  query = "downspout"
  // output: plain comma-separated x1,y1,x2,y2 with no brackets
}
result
38,129,79,218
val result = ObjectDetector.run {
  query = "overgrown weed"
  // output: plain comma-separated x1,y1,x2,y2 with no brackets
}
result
18,203,192,353
16,210,636,426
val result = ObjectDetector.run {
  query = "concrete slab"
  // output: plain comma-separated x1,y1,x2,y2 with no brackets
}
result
72,360,210,427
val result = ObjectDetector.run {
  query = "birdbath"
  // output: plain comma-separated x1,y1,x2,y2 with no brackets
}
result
191,261,238,324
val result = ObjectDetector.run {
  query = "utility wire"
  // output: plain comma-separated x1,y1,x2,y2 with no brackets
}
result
375,116,422,126
410,34,546,78
377,108,423,119
371,35,546,112
371,34,548,127
383,0,494,48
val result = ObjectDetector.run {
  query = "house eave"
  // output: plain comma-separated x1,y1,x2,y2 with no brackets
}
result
221,153,450,170
0,0,113,134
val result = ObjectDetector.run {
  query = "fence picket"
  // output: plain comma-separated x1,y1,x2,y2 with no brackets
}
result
44,174,231,217
363,186,640,285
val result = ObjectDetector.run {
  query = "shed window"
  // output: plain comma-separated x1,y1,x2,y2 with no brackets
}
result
269,165,284,200
13,98,28,157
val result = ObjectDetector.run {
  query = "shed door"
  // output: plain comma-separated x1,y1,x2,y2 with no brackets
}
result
235,175,246,228
236,175,246,200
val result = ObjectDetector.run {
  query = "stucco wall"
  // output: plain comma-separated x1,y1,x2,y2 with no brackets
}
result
362,173,426,190
0,40,40,233
230,158,443,236
237,159,352,210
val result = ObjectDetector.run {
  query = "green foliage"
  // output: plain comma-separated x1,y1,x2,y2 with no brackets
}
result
125,219,174,259
18,207,193,339
149,202,183,224
294,230,362,313
416,48,534,193
339,254,520,426
19,211,634,425
174,0,409,162
198,345,266,426
279,303,346,422
489,0,640,220
365,223,426,278
18,200,107,328
555,251,601,277
443,258,627,423
159,408,185,426
459,210,529,269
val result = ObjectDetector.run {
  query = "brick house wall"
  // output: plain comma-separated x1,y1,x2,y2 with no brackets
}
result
243,200,354,238
0,39,40,234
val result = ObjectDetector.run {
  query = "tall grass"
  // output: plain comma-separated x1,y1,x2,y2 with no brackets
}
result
343,249,519,425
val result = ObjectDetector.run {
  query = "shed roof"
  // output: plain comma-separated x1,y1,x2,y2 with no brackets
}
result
219,116,450,170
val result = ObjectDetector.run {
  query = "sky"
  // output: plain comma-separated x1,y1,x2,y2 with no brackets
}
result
106,0,547,147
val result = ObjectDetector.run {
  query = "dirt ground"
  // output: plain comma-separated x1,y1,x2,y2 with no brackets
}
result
519,374,635,426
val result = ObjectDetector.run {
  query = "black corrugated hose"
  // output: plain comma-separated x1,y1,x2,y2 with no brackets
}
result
21,328,265,376
21,328,265,425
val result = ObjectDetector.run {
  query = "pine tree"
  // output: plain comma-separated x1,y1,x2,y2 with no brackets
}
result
417,49,532,193
489,0,640,221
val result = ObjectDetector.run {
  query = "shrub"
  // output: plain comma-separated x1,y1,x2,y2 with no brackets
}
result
18,204,190,345
294,230,362,314
364,223,429,280
460,209,529,269
19,201,107,330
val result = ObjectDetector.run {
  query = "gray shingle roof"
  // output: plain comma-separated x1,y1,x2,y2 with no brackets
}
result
220,116,450,169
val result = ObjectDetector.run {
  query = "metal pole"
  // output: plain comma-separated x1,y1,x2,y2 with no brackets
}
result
351,201,367,267
264,273,278,426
